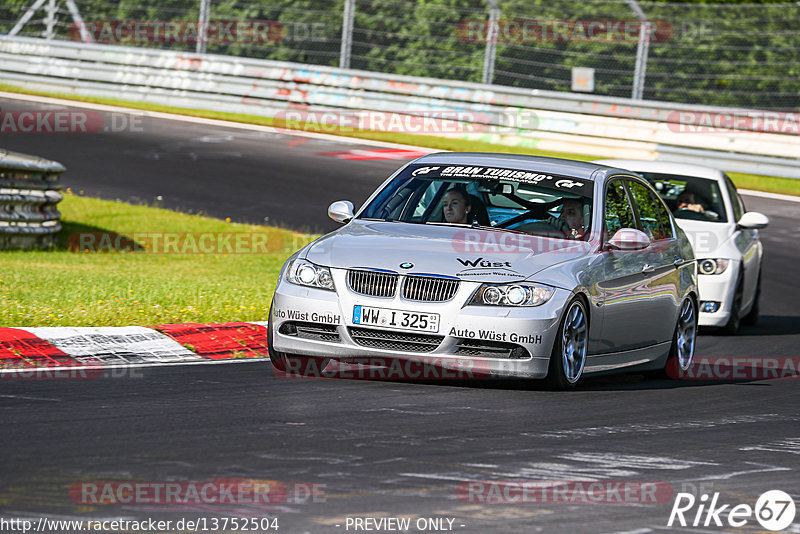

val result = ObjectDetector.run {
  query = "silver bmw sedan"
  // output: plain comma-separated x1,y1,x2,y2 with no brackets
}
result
268,153,698,388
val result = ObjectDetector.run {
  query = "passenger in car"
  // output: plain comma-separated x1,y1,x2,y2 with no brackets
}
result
442,187,472,224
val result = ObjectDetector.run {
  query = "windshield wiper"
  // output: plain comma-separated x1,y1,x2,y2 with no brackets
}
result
469,224,529,235
424,221,529,235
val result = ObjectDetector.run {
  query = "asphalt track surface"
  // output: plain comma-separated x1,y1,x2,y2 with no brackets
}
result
2,97,799,533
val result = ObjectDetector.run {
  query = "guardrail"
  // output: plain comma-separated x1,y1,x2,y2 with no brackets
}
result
0,148,64,249
0,36,798,179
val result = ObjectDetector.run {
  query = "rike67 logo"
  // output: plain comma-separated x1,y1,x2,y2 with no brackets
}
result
668,490,795,531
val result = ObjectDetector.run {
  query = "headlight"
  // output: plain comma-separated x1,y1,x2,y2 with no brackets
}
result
698,259,729,275
470,283,554,307
286,259,335,290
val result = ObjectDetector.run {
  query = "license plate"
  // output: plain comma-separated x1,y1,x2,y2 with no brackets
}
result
353,305,440,333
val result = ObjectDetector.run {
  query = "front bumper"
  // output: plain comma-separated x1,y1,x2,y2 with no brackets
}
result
271,269,571,379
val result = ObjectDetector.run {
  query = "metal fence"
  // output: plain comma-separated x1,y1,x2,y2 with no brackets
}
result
2,36,798,179
2,0,798,110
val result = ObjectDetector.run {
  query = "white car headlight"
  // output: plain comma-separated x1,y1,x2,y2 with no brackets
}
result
470,283,554,307
286,259,335,290
698,259,729,275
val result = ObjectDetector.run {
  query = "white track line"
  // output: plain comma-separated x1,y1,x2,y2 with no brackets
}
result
0,357,265,375
739,188,800,203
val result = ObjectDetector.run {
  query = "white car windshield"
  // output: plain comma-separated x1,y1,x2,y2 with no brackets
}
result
640,172,728,223
360,164,593,241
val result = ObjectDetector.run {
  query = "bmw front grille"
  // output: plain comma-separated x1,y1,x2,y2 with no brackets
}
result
347,269,399,298
347,269,459,302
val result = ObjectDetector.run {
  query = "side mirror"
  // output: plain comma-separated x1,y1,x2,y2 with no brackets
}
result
608,228,651,251
328,200,355,224
737,211,769,230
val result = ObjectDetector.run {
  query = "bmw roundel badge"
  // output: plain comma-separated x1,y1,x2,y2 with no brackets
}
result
400,262,414,269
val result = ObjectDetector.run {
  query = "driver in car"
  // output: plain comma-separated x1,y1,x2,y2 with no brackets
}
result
676,190,719,220
547,198,585,239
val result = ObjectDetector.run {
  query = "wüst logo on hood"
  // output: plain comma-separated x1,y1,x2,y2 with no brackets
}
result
457,257,513,268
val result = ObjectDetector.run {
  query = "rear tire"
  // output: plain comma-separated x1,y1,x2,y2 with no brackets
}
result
544,297,588,390
665,297,697,379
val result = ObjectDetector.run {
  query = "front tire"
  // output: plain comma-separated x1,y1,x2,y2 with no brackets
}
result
544,297,588,390
741,268,761,326
267,303,318,376
722,275,743,335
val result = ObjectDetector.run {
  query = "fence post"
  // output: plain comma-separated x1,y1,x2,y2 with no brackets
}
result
626,0,650,100
340,0,355,69
197,0,211,54
44,0,56,40
482,0,499,85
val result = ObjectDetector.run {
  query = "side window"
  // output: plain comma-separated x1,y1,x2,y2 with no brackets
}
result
413,181,442,219
723,174,745,222
653,194,674,239
627,179,668,240
604,179,635,238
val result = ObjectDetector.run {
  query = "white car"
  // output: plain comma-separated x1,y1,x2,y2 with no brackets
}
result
594,160,768,333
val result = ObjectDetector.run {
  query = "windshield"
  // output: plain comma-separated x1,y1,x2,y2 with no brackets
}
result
639,172,728,223
359,164,594,241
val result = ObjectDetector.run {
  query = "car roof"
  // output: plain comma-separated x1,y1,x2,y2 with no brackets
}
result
412,152,631,182
592,159,724,181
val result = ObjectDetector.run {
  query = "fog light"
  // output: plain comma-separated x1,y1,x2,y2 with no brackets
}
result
701,301,720,313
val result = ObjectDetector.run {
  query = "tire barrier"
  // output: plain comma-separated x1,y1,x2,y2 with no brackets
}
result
0,148,65,249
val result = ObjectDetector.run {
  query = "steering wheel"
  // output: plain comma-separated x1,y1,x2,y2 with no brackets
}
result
496,207,551,228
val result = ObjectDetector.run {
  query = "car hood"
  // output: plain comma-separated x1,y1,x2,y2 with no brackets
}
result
674,218,734,256
304,220,591,282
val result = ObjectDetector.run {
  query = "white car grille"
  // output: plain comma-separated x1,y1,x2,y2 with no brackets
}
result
348,327,444,353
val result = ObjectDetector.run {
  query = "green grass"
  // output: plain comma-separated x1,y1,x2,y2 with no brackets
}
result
4,83,796,196
726,172,800,197
0,194,315,327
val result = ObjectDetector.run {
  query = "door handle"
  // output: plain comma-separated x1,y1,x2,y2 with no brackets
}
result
642,263,655,273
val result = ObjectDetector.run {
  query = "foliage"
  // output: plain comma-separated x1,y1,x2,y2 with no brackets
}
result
2,0,797,109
